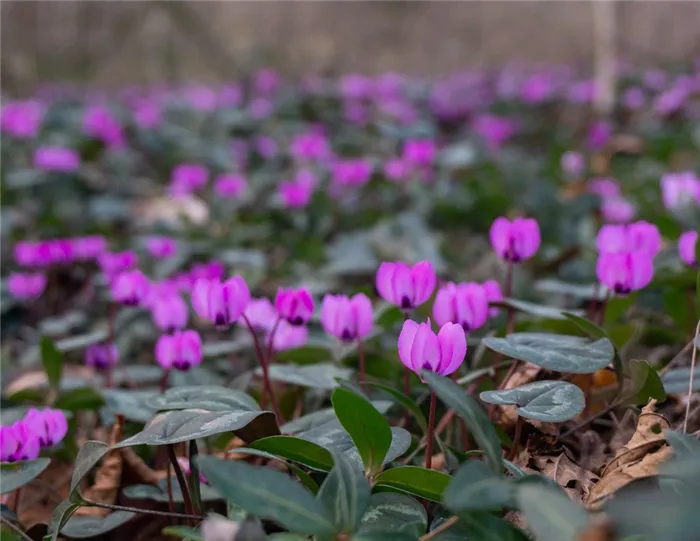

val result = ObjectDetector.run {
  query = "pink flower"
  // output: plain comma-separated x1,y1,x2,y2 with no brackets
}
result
343,100,369,125
192,277,250,329
403,140,437,168
176,456,209,485
190,261,226,282
249,98,273,119
34,147,80,172
1,100,43,139
596,222,661,258
275,287,314,326
398,320,466,377
83,105,125,149
383,158,410,182
482,279,503,317
588,178,621,198
111,270,150,306
99,250,138,276
661,171,700,209
71,236,108,260
267,321,309,352
23,408,67,448
133,100,161,129
473,114,516,151
279,179,313,208
0,421,40,462
155,330,203,371
14,241,43,267
290,132,330,161
679,231,698,266
432,282,489,332
331,159,373,188
254,68,281,95
239,297,276,332
254,135,278,158
169,164,208,197
561,151,584,176
376,261,436,310
151,294,189,332
8,272,47,299
622,87,645,110
340,74,374,100
586,120,612,151
596,252,654,295
489,217,541,263
145,237,177,259
84,343,119,370
601,197,636,224
214,174,247,199
321,293,373,342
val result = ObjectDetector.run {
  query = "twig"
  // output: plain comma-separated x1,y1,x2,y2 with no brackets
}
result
419,516,460,541
82,499,204,520
0,516,33,541
683,319,700,433
508,416,523,461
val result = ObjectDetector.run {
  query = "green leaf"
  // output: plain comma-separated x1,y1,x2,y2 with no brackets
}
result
444,460,514,512
146,385,259,412
516,483,589,541
40,336,63,391
452,512,530,541
61,510,136,538
226,448,320,494
331,388,392,474
664,430,700,459
317,451,371,534
423,372,502,474
479,381,585,422
281,402,393,435
69,441,110,497
358,493,427,538
266,535,310,541
276,343,334,365
496,299,583,320
47,500,82,541
249,435,333,471
55,387,104,412
364,382,428,433
373,466,451,503
261,363,353,390
162,525,204,541
624,360,666,404
351,532,419,541
196,456,335,536
0,458,51,494
102,389,157,423
122,479,222,503
482,333,614,374
661,368,700,394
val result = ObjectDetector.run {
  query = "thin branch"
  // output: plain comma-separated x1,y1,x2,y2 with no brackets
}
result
0,517,33,541
82,499,204,521
419,515,460,541
683,319,700,433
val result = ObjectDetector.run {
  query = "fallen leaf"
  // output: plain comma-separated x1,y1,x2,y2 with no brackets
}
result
18,459,72,528
528,449,599,502
577,516,617,541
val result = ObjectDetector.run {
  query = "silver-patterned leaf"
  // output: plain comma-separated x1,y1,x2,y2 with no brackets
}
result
480,381,585,422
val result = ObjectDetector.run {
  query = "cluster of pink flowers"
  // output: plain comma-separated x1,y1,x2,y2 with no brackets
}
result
661,171,700,210
0,408,67,463
15,236,107,267
587,178,636,224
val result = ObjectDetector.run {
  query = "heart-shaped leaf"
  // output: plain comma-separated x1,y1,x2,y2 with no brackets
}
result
261,363,353,390
227,447,319,493
196,455,336,536
480,381,585,422
357,493,427,539
40,336,63,391
664,430,700,459
102,389,157,423
61,510,137,538
331,388,392,475
0,458,51,494
47,500,82,541
516,483,589,541
146,385,260,412
281,402,392,435
373,466,452,503
444,460,514,512
423,372,502,474
482,333,614,374
624,360,666,404
661,367,700,395
250,435,333,471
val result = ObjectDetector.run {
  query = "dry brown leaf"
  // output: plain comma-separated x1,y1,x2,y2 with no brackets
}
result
75,418,124,517
528,449,599,502
585,400,673,510
6,366,95,395
18,459,72,528
423,453,445,471
577,516,617,541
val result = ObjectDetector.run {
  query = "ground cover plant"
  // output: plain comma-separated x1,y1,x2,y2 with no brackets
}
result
1,63,700,541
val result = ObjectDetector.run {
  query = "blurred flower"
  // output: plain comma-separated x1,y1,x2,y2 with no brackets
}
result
201,515,239,541
433,282,489,332
403,139,437,168
0,421,40,462
343,100,369,125
596,252,654,295
169,164,208,197
279,177,314,208
561,151,584,177
267,320,309,352
643,69,667,91
383,158,410,182
586,120,611,151
321,293,373,342
661,171,700,209
653,86,688,116
133,99,161,129
275,287,314,326
99,250,138,276
186,86,217,111
331,159,373,188
597,221,661,258
376,260,436,310
254,68,281,95
340,74,374,100
249,97,273,119
14,241,43,267
482,279,503,317
8,272,47,299
34,147,80,172
679,231,698,266
520,72,555,103
254,135,278,158
588,178,621,198
176,456,209,485
71,236,108,260
218,84,243,108
151,294,189,332
84,343,119,370
473,114,516,151
155,330,203,371
398,319,466,377
190,261,226,282
1,100,43,139
489,217,541,263
23,408,67,448
239,297,276,332
290,132,330,162
192,277,250,329
111,270,150,306
214,174,247,199
83,105,125,149
601,197,636,224
621,87,645,110
145,236,177,259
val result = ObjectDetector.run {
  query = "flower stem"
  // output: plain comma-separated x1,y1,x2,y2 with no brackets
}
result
596,289,611,326
504,260,515,335
165,459,175,523
358,340,366,389
507,415,524,461
168,445,194,521
402,311,411,426
106,302,117,389
425,391,437,470
160,370,170,394
82,499,204,521
241,314,282,425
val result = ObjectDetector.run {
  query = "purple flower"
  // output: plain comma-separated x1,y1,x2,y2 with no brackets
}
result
0,421,40,462
177,456,209,485
661,171,700,209
279,178,314,208
596,252,654,295
83,105,125,149
8,272,47,299
561,151,584,177
190,260,226,282
321,293,373,342
586,121,612,151
14,241,43,267
151,294,189,332
489,217,541,263
588,178,621,198
482,279,503,317
290,132,330,162
275,287,314,326
267,321,309,352
239,297,276,332
34,147,80,172
1,100,43,139
155,330,203,371
520,73,555,104
343,100,369,125
254,68,281,95
84,343,119,370
23,408,67,448
601,197,636,224
169,164,208,197
376,261,436,310
596,222,661,258
249,98,273,119
473,114,516,151
99,250,138,276
621,87,645,110
214,174,247,199
331,159,373,188
111,270,150,306
71,236,108,260
192,277,250,329
145,236,177,259
133,100,161,129
383,158,410,182
340,74,374,100
654,86,688,117
254,135,278,158
403,140,437,168
679,231,698,266
433,282,489,332
398,319,466,377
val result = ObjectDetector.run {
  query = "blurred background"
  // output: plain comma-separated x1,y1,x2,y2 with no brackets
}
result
2,0,700,93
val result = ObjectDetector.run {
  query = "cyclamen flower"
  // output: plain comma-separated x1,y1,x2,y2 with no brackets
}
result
383,158,411,182
483,279,503,317
83,105,125,149
8,272,47,299
111,270,150,306
99,251,138,276
588,178,621,198
679,231,698,266
661,171,700,209
596,252,654,295
190,261,226,282
71,236,108,260
254,135,278,159
586,120,612,151
145,236,177,259
169,164,208,197
376,261,436,310
275,287,314,326
0,421,40,462
192,277,250,329
601,197,636,224
177,456,209,485
23,408,68,448
473,114,516,151
331,159,373,188
398,319,466,377
151,294,189,332
403,140,437,168
561,151,584,177
267,321,309,352
214,174,247,199
290,132,330,162
155,330,203,371
489,217,541,263
433,282,489,332
321,293,373,342
1,100,43,139
279,178,313,208
596,222,661,258
84,343,119,370
34,147,80,172
239,298,276,332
